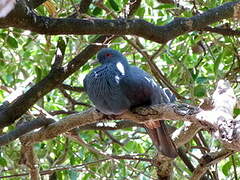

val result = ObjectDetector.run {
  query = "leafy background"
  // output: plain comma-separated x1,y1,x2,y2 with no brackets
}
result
0,0,239,179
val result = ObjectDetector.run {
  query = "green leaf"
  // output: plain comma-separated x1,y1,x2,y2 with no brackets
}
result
145,0,153,7
23,50,31,59
36,5,46,16
0,51,4,66
23,38,33,49
214,53,222,75
125,141,144,153
136,7,145,18
108,0,119,11
92,7,102,16
7,36,18,48
0,32,6,39
82,174,91,180
234,108,240,116
196,77,208,84
155,4,176,9
12,28,23,38
0,51,3,58
69,170,79,180
189,68,198,80
100,161,111,175
194,85,206,97
222,160,232,176
0,157,7,166
82,64,90,72
136,143,145,153
5,74,14,83
35,66,42,82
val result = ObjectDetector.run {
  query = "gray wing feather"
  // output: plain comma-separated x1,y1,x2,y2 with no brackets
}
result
84,64,130,115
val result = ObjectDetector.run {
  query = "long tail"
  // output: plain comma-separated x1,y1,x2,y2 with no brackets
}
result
145,121,178,158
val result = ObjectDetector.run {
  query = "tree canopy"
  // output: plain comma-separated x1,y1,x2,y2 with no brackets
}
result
0,0,239,179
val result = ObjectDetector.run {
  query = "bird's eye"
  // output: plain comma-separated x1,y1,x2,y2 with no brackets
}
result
105,53,112,57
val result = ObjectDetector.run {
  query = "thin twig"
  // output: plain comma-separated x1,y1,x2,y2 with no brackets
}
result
60,84,85,93
59,87,91,107
231,155,238,180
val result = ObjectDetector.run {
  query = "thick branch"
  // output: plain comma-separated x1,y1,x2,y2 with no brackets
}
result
0,1,239,43
0,117,54,146
19,142,40,180
20,104,202,144
19,124,41,180
77,120,142,130
173,122,202,148
196,80,239,150
202,26,240,36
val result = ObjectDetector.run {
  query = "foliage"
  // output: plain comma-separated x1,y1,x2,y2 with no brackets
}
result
0,0,239,179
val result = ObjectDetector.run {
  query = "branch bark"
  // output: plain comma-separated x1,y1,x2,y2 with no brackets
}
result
0,116,54,146
202,26,240,36
27,0,47,9
0,1,239,44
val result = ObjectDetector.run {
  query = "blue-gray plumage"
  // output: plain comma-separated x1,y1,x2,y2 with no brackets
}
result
84,48,178,158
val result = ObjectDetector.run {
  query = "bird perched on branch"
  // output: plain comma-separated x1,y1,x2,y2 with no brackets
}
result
84,48,178,158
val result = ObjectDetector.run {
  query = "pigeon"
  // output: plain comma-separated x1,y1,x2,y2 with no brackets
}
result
83,48,178,158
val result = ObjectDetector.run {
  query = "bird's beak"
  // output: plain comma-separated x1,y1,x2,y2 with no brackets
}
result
89,59,99,65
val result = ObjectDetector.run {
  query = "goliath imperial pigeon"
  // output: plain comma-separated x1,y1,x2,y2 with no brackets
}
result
84,48,178,158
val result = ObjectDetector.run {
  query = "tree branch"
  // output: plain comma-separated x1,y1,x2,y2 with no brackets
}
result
13,105,197,144
0,116,54,146
27,0,47,9
202,26,240,36
68,0,93,18
77,120,142,130
19,125,41,180
197,80,239,150
178,147,195,172
0,1,239,44
191,149,233,180
49,110,77,115
59,87,91,107
59,84,85,93
66,130,153,162
173,122,202,148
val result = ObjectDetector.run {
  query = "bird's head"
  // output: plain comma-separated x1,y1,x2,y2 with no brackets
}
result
97,48,128,65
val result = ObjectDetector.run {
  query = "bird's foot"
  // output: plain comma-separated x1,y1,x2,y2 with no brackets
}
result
173,103,200,116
